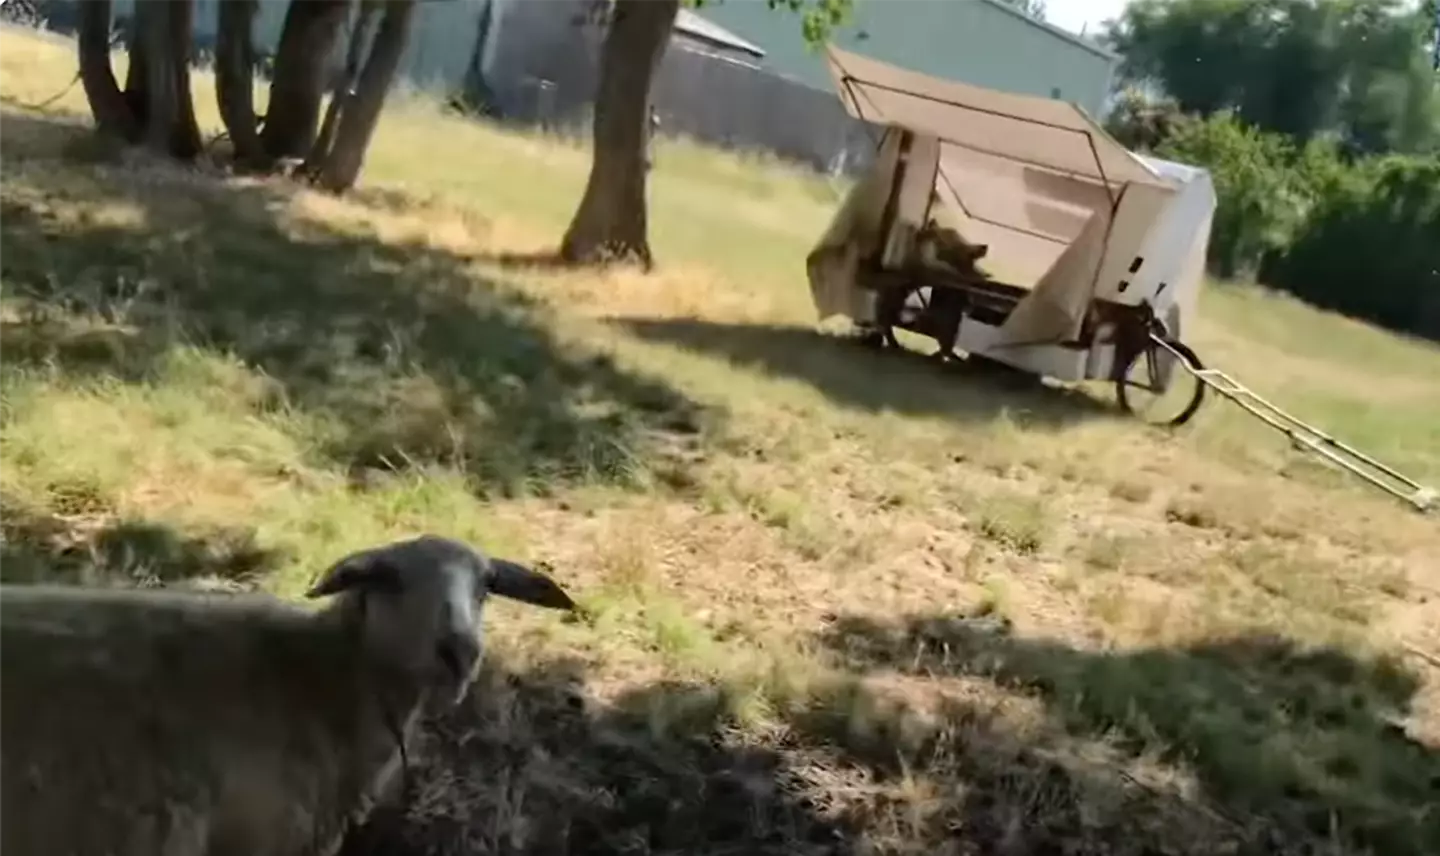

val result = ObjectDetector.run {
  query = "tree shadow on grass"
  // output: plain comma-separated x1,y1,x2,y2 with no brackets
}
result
336,657,854,856
816,611,1440,855
0,95,96,145
614,316,1118,429
0,497,284,589
0,108,711,497
339,647,1266,856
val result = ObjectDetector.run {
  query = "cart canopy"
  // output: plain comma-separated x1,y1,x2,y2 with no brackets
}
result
808,46,1216,346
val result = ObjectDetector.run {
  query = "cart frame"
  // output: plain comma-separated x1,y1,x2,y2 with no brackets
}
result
840,117,1207,427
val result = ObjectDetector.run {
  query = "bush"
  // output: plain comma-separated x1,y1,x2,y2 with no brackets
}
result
1156,112,1306,279
1105,87,1185,152
1116,99,1438,340
1270,155,1440,339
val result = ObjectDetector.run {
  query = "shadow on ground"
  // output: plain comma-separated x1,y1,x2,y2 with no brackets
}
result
0,109,709,497
615,316,1118,428
816,611,1440,856
336,656,842,856
338,647,1254,856
0,498,282,589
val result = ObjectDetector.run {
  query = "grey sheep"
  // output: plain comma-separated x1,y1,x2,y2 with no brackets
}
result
0,533,576,856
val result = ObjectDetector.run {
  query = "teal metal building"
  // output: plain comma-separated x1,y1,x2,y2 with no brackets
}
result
699,0,1120,118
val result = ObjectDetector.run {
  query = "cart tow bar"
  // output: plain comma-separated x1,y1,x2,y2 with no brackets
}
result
1151,335,1437,514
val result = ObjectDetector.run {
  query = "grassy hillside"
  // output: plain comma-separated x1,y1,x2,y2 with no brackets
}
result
2,26,1438,855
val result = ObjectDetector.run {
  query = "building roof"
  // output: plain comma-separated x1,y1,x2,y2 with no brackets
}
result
976,0,1119,63
675,8,766,59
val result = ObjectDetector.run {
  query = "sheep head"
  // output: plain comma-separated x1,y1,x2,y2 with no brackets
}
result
306,535,574,706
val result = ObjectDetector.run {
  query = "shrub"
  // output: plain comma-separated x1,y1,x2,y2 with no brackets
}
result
1271,154,1440,338
1146,109,1438,341
1105,86,1186,152
1157,112,1306,279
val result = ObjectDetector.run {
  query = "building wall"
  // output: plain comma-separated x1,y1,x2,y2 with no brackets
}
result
484,0,600,118
698,0,1118,117
472,0,873,171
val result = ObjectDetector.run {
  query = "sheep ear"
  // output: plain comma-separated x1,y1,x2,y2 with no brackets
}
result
306,550,403,599
488,559,575,611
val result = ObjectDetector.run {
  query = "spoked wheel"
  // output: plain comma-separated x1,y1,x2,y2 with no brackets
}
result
1116,337,1206,427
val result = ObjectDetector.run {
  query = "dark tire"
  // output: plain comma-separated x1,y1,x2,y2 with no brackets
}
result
876,285,956,361
1116,338,1206,427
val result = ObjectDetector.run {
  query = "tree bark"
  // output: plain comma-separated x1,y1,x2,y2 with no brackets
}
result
304,0,382,178
138,0,173,155
137,0,202,159
452,0,498,116
261,0,351,160
215,0,266,169
122,6,149,127
312,0,418,194
77,0,138,141
559,0,679,270
168,0,203,159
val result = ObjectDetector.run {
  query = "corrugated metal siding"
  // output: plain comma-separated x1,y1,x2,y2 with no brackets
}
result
697,0,1117,116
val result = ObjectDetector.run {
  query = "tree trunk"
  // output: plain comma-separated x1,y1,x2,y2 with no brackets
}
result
303,0,382,178
312,0,417,194
215,0,266,169
122,6,149,127
137,0,202,159
559,0,679,270
261,0,351,160
138,0,170,154
452,0,498,116
77,0,138,141
167,0,203,159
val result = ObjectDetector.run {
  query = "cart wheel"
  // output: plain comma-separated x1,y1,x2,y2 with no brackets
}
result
1116,338,1206,427
877,286,954,361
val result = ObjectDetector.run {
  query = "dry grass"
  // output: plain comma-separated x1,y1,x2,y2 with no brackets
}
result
3,26,1439,855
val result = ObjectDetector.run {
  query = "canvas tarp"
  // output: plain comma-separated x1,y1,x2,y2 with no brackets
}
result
805,129,903,325
809,46,1192,348
825,46,1168,192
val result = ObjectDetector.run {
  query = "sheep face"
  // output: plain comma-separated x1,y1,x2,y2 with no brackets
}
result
306,535,575,706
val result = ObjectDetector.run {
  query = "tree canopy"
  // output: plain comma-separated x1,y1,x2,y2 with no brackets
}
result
1104,0,1439,155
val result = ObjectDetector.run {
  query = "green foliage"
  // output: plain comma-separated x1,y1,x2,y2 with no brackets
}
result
687,0,853,46
1101,0,1439,337
1271,155,1440,338
1105,86,1185,151
1150,111,1440,340
1156,112,1307,279
1106,0,1439,155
